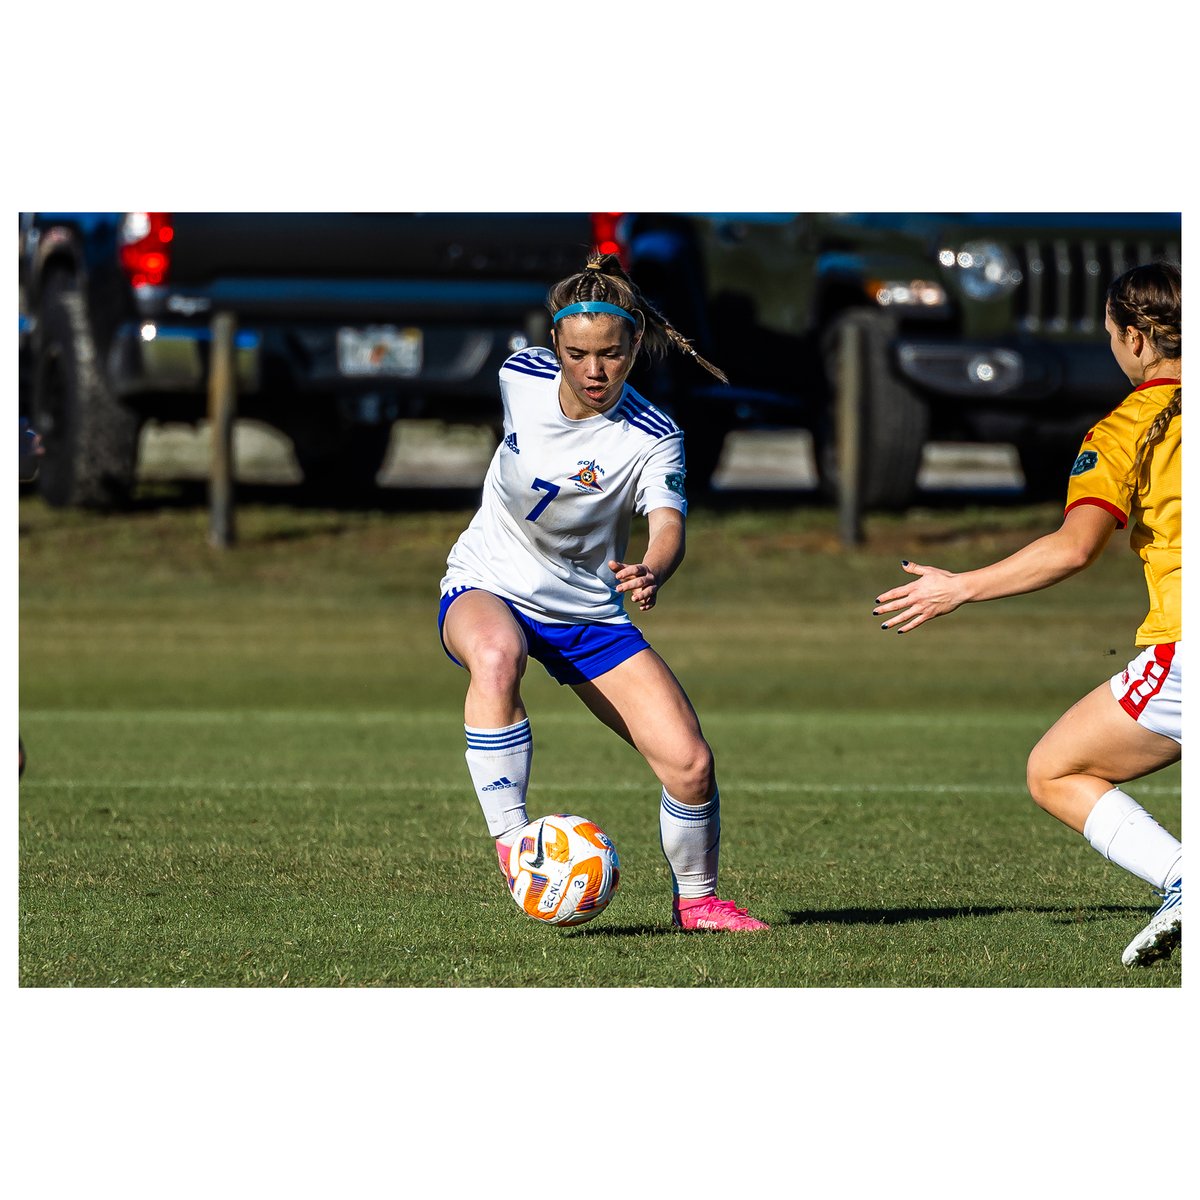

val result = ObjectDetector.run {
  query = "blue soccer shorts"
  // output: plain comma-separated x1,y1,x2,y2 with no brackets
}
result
438,586,650,685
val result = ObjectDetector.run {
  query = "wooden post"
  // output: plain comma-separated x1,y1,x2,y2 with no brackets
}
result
836,314,864,547
207,312,237,548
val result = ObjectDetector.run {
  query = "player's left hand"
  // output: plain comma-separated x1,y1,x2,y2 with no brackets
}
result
610,559,660,611
872,560,963,633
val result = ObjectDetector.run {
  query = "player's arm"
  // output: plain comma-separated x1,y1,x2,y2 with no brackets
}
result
873,503,1118,634
610,506,685,612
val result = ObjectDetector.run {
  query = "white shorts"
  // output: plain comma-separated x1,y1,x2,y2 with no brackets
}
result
1110,642,1181,745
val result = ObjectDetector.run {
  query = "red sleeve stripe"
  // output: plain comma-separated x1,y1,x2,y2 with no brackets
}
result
1065,496,1127,529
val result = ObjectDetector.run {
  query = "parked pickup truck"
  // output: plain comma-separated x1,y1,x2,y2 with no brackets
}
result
18,212,605,507
622,212,1182,506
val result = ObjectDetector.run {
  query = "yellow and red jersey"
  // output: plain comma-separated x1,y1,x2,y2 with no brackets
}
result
1065,378,1181,645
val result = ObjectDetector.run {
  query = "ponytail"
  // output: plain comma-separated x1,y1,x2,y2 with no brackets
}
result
1131,386,1181,484
548,252,728,384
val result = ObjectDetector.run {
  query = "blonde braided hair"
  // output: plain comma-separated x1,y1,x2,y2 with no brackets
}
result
1131,386,1181,482
548,252,728,383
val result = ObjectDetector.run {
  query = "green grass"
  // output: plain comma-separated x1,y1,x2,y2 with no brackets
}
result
18,494,1181,986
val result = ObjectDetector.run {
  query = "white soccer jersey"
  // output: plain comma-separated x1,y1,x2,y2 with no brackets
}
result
441,347,688,625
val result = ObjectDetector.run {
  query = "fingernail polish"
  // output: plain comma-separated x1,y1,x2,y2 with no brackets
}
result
901,560,909,567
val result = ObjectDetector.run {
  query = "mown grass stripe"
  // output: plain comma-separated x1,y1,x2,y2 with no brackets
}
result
18,709,1064,727
18,779,1181,795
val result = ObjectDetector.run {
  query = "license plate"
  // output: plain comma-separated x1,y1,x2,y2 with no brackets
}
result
336,326,423,377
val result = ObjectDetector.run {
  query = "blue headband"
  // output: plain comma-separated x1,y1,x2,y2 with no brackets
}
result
552,301,637,326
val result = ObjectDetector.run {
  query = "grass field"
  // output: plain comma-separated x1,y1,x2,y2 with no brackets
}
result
17,490,1181,987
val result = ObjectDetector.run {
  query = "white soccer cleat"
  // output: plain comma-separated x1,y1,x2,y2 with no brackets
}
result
1121,878,1181,967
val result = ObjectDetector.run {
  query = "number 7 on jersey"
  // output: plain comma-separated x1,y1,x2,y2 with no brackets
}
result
525,477,561,522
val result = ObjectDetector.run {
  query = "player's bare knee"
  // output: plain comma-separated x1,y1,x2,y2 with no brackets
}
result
468,638,526,697
1025,745,1060,811
664,740,715,803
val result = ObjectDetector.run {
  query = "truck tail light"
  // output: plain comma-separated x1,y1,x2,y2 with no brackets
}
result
118,212,174,287
590,212,626,265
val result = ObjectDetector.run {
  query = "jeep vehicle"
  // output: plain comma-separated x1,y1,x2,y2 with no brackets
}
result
621,212,1182,506
18,212,607,507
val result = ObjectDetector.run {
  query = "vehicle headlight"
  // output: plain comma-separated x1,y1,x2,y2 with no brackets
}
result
867,279,947,307
943,240,1021,300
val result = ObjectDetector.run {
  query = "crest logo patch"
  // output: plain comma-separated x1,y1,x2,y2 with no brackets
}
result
1070,450,1099,476
665,471,687,498
570,459,605,493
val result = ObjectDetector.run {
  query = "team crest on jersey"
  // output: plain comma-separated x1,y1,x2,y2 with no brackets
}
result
665,471,686,498
1070,450,1099,476
570,459,605,493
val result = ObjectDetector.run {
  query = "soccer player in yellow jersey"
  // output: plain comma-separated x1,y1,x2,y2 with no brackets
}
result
874,262,1181,968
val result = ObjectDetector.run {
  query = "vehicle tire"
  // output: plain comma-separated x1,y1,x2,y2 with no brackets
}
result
291,419,394,495
634,360,728,494
677,404,727,493
681,420,724,494
33,273,141,508
816,311,928,510
1015,432,1089,501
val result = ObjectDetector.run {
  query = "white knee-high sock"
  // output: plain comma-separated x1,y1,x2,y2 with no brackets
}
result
659,788,720,898
464,719,532,840
1083,787,1182,890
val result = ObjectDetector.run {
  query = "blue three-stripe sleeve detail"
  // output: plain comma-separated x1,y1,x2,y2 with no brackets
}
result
505,362,557,379
619,397,677,438
627,400,676,435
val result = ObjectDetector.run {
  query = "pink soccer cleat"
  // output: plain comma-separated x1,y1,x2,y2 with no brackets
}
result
672,894,769,931
496,840,514,883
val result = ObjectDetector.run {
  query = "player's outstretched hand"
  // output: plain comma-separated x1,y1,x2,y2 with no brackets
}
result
873,560,964,634
610,559,660,611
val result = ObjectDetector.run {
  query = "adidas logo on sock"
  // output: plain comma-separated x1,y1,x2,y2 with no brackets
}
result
504,432,520,454
482,776,519,791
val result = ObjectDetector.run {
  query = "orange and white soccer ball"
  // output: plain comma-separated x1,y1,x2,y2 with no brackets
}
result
506,813,620,927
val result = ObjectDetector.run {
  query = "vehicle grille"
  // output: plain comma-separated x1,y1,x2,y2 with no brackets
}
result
1013,236,1181,335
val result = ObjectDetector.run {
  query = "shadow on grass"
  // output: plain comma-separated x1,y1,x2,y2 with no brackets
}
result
566,902,1153,939
565,923,678,939
530,902,1156,936
782,903,1151,926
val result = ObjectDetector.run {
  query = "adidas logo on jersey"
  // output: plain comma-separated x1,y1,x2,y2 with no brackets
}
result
504,432,520,454
482,776,519,792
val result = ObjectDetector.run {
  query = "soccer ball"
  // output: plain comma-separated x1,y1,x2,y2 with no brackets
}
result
505,813,620,927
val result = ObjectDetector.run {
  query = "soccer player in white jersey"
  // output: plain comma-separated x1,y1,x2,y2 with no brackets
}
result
438,253,768,931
